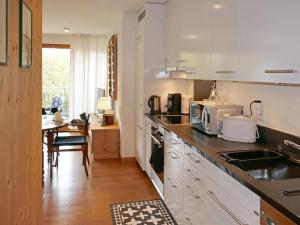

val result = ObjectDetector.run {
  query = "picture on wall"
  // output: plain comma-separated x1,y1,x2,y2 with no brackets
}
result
20,1,32,68
0,0,7,65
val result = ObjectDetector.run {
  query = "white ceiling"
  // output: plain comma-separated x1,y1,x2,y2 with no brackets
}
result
43,0,146,35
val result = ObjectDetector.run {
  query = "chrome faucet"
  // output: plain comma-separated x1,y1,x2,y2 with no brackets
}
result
284,140,300,151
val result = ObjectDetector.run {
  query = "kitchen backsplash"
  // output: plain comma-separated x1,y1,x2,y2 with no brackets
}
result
217,81,300,137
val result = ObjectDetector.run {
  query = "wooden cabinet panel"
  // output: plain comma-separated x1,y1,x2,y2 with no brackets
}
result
90,116,120,160
92,129,120,159
0,0,42,224
261,200,296,225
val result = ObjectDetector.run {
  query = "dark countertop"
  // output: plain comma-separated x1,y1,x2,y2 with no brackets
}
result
145,114,300,224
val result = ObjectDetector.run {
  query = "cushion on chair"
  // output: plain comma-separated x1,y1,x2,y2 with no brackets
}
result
53,136,87,146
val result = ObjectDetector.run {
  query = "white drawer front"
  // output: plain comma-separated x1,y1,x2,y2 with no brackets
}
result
202,157,260,218
205,177,260,225
165,131,185,155
183,160,207,197
184,144,206,171
164,177,183,225
165,146,184,184
183,184,208,225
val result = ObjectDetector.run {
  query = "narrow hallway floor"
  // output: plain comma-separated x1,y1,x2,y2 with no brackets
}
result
43,153,159,225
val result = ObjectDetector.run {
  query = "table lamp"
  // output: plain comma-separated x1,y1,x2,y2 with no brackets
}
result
97,97,114,125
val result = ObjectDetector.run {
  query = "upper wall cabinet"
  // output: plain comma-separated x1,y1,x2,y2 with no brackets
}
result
164,0,184,68
237,0,300,84
210,0,238,81
164,0,211,80
164,0,300,84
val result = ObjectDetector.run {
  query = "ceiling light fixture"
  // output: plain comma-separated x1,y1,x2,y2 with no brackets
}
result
64,28,70,33
212,4,223,10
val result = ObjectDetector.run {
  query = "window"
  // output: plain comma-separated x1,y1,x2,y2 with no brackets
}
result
42,46,70,115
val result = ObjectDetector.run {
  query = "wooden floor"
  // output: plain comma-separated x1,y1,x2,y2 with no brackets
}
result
43,152,159,225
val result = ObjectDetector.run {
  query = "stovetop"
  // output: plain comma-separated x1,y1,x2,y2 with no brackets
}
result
155,115,190,125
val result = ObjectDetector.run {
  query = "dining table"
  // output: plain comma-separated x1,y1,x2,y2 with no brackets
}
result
42,115,70,182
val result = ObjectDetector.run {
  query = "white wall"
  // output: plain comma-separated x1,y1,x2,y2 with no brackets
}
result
42,33,70,44
115,11,137,158
218,81,300,137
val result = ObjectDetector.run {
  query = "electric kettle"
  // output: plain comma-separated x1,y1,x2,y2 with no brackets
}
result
148,95,161,115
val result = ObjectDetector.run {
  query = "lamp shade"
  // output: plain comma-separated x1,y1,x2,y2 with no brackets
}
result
97,97,112,111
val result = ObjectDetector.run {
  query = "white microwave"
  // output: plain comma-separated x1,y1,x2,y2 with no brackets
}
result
190,101,243,135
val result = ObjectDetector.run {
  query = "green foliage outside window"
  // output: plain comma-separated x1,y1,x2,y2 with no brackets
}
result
42,48,70,115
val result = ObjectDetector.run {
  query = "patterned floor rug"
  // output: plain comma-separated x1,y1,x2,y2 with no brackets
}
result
111,199,177,225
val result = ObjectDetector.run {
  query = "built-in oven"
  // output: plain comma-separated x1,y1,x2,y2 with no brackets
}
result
149,123,164,197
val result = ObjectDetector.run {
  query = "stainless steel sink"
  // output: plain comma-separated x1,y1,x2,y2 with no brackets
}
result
231,158,300,181
219,149,282,161
218,150,300,181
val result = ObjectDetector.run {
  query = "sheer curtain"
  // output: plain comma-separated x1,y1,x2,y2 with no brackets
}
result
69,34,108,119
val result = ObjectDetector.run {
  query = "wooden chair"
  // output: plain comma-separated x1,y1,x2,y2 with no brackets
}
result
51,113,90,178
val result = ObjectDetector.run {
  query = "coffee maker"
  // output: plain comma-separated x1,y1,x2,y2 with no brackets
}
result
167,93,182,115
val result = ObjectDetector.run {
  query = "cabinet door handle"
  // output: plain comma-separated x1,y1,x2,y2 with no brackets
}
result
207,191,248,225
185,217,193,225
186,185,200,199
176,59,187,63
168,151,179,159
185,169,200,181
264,69,299,74
167,177,177,188
185,152,201,164
150,134,161,147
216,71,236,74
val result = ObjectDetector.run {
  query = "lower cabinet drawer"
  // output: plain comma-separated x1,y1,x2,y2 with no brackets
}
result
202,157,260,219
183,160,207,197
205,177,260,225
183,185,208,225
165,147,184,184
184,144,206,171
164,177,183,225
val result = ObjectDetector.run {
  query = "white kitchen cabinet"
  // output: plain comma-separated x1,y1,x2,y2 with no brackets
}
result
164,131,184,224
237,0,300,84
209,0,239,81
135,28,145,170
165,0,300,83
182,143,260,225
144,117,152,177
164,0,211,80
163,131,261,225
164,177,183,224
164,0,184,69
135,4,165,170
136,124,145,170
